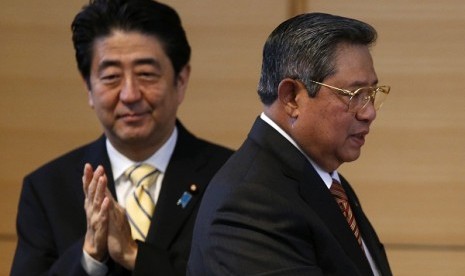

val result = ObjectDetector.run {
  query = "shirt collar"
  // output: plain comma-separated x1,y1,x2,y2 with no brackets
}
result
106,127,178,181
260,113,338,189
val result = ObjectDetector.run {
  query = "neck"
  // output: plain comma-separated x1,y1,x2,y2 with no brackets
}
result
106,131,173,162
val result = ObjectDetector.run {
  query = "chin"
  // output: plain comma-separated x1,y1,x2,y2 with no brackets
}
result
342,150,362,163
115,130,151,143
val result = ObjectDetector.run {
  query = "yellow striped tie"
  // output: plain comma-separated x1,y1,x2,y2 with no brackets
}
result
125,164,159,241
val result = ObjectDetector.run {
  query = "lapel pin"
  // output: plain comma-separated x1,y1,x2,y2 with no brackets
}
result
189,184,198,193
177,184,198,208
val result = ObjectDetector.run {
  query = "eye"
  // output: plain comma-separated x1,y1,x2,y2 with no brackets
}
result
352,88,371,101
136,71,161,82
100,73,121,84
138,72,158,79
98,65,122,84
102,74,118,80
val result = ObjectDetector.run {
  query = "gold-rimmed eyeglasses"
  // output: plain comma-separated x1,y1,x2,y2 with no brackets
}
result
309,80,391,113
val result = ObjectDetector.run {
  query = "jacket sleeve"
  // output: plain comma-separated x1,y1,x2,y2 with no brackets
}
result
11,177,88,276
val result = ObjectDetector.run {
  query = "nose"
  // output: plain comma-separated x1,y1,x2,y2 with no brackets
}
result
120,75,141,103
355,100,377,122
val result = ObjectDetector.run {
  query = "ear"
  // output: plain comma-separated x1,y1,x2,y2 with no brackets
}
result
175,64,191,104
83,78,94,108
277,78,300,118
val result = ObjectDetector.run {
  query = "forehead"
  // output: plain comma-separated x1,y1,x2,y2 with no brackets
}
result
331,43,378,86
91,30,169,68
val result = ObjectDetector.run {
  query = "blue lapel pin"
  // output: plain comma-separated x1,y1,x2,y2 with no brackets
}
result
177,184,197,208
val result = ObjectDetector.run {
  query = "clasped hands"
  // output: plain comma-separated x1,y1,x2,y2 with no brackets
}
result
82,163,137,270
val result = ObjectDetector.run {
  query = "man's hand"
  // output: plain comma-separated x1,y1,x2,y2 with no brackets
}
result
82,164,110,261
107,197,138,270
82,163,139,270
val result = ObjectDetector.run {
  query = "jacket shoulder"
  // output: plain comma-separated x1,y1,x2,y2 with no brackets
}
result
25,137,104,181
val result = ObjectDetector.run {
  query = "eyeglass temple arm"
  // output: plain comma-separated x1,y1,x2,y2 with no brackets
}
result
309,80,355,97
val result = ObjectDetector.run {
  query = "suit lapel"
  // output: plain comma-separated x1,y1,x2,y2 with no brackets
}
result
145,123,207,249
340,176,392,276
299,168,373,275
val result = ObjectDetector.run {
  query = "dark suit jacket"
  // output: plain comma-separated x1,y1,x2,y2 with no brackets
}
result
11,121,233,276
188,118,392,276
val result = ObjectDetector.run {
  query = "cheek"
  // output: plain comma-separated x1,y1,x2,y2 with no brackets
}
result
317,113,349,145
313,110,336,137
333,118,353,144
96,89,119,105
142,82,168,102
157,89,182,110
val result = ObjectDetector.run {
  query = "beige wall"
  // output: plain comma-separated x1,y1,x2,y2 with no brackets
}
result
1,0,464,275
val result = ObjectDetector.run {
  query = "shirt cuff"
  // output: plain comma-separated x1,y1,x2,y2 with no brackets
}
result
81,250,109,276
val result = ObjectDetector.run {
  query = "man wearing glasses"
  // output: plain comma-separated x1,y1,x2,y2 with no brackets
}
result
188,13,392,276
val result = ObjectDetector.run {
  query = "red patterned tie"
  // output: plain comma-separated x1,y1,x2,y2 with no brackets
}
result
330,179,364,250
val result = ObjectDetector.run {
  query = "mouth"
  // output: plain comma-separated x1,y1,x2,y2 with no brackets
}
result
117,111,151,122
350,130,369,147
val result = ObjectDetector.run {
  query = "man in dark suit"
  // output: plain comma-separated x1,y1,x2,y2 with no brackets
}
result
188,13,392,275
11,0,232,275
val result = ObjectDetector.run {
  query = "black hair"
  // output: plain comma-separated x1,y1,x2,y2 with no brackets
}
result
71,0,191,84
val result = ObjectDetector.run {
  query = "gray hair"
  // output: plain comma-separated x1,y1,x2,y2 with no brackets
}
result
257,12,377,105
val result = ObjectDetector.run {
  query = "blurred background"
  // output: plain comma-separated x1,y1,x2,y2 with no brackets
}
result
1,0,465,275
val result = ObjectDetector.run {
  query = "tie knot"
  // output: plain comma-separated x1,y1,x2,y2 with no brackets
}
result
330,179,348,201
125,163,158,188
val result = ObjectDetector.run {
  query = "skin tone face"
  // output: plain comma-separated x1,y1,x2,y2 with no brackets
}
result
87,30,190,161
270,42,378,172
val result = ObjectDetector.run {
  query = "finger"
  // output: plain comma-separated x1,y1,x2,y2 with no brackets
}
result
83,163,94,196
105,188,116,203
103,176,117,202
94,176,107,206
88,166,104,202
94,197,109,229
95,165,105,178
88,176,96,201
100,197,110,216
94,165,105,180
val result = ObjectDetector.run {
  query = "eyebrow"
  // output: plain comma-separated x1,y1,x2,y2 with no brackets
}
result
133,58,162,70
97,58,162,73
97,60,122,73
345,80,379,90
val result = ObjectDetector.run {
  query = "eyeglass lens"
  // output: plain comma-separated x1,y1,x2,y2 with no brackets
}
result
349,88,387,112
